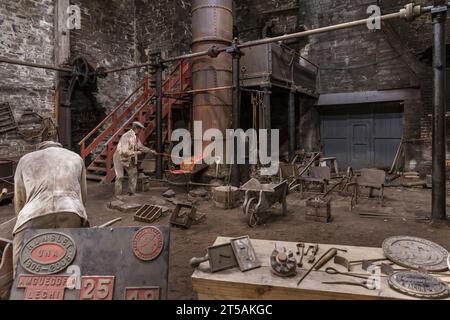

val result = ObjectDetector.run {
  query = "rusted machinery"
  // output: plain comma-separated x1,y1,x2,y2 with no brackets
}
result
191,0,233,148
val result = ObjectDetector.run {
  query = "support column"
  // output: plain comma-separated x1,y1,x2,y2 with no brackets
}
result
155,59,164,180
263,86,272,157
289,89,296,160
431,3,448,221
55,0,71,148
229,39,242,187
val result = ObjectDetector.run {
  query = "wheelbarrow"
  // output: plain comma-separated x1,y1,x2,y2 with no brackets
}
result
241,179,288,228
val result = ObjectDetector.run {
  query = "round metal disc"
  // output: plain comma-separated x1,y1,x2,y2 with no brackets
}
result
448,254,450,271
132,227,164,262
383,236,449,272
388,271,449,299
20,232,77,275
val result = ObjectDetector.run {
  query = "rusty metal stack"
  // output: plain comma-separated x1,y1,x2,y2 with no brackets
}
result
191,0,233,148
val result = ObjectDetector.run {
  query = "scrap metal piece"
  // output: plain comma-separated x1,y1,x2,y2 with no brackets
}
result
388,271,450,299
230,236,261,272
297,243,305,268
190,243,238,273
307,244,319,264
383,236,450,272
134,205,164,224
271,247,297,277
132,227,164,262
20,233,77,275
170,203,197,229
0,103,17,134
334,256,351,272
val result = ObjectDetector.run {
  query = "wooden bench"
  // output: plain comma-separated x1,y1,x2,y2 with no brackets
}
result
191,237,450,300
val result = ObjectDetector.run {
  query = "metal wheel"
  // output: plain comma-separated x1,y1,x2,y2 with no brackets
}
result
245,198,259,228
72,56,92,87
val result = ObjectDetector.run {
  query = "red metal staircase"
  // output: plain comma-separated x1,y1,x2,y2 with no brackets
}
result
79,60,191,183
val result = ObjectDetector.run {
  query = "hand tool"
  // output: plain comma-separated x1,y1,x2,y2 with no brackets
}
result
325,267,370,280
297,247,347,286
322,280,376,290
307,244,319,264
296,243,305,268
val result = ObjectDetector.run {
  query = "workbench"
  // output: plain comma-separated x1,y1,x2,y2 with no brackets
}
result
191,237,450,300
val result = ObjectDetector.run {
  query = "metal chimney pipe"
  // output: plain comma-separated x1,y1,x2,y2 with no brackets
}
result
191,0,233,152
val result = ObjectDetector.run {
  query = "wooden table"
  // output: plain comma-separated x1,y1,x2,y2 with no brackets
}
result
192,237,450,300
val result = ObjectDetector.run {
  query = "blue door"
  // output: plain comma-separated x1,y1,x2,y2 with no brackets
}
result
320,103,403,169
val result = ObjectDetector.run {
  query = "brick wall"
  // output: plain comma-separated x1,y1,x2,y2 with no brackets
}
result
71,0,139,111
135,0,192,62
0,0,191,157
0,0,56,157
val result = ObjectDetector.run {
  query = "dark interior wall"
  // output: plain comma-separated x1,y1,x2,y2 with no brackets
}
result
234,0,305,42
71,0,139,113
0,0,56,157
135,0,192,63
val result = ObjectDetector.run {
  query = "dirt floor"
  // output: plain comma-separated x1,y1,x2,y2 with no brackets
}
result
0,179,449,300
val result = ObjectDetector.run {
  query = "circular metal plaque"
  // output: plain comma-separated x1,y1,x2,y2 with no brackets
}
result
448,254,450,271
388,271,450,299
383,236,449,272
20,232,77,275
132,227,164,261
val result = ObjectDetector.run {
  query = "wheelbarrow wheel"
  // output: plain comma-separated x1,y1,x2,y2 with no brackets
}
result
245,198,259,228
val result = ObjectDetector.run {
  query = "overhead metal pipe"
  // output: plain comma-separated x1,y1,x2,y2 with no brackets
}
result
431,3,448,221
0,57,71,72
0,3,433,75
100,3,426,74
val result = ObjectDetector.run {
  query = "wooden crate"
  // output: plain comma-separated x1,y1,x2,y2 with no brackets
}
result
305,198,331,223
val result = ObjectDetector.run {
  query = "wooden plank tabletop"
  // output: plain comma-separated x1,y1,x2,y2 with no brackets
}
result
191,237,450,300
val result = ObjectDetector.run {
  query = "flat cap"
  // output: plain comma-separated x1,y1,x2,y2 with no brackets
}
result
132,121,145,129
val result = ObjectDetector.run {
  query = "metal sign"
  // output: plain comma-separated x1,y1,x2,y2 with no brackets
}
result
230,236,261,272
79,276,115,300
383,236,450,272
124,287,160,300
388,271,450,299
11,227,170,300
20,233,77,275
132,227,164,262
17,275,71,300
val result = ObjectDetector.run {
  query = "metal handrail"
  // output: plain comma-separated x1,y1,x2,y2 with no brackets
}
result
79,83,145,159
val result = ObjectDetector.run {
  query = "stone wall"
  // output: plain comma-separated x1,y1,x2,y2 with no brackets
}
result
0,0,56,157
71,0,139,112
135,0,192,62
